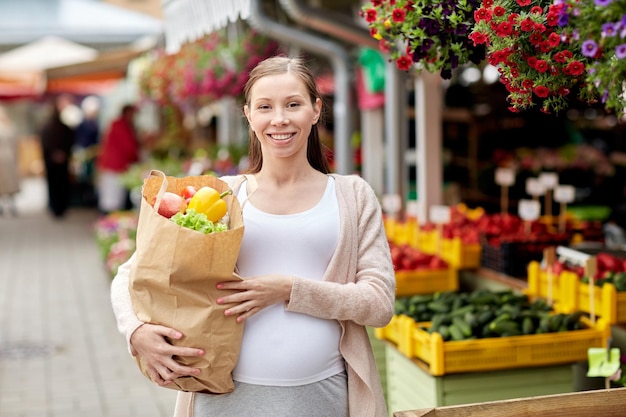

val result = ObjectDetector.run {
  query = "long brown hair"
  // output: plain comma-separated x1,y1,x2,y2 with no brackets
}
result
242,56,331,174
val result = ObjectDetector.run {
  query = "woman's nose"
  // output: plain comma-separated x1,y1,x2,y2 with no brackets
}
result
271,111,289,125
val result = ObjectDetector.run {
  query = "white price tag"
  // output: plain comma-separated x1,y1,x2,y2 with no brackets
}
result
382,194,402,214
429,205,451,224
495,167,515,186
539,172,559,190
406,200,420,218
554,185,575,203
518,199,540,221
526,177,545,196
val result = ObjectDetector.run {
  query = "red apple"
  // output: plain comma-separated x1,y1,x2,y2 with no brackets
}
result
155,192,187,218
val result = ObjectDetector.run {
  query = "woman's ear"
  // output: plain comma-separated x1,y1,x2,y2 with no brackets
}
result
243,105,251,124
313,98,322,124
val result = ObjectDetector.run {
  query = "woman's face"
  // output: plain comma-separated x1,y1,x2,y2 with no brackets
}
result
244,72,321,162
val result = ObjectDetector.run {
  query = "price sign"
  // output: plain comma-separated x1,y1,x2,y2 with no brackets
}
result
554,185,575,203
518,199,540,221
382,194,402,214
539,172,559,190
406,200,420,218
525,177,545,197
495,167,515,186
429,205,451,224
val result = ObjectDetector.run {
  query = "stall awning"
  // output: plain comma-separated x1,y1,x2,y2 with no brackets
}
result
161,0,250,53
45,47,146,95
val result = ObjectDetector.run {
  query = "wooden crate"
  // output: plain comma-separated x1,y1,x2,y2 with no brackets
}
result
385,343,575,416
393,386,626,417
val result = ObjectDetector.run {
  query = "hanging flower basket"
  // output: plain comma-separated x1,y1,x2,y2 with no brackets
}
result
360,0,486,79
470,0,592,114
561,0,626,116
138,26,280,108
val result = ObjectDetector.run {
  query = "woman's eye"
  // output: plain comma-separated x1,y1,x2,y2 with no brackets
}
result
257,104,271,110
287,102,301,108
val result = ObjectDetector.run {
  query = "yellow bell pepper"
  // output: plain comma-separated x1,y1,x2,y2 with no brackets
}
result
187,186,232,223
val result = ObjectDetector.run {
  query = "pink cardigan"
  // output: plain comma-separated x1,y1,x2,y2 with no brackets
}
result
111,174,396,417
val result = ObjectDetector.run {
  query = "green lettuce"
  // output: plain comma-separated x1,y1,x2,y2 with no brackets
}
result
170,209,228,234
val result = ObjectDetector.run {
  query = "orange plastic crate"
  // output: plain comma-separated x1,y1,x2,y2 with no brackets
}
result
395,267,458,297
379,314,609,376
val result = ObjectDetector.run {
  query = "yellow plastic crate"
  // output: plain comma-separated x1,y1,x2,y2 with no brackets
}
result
525,261,572,307
395,267,458,297
385,218,419,247
383,315,609,376
374,314,404,346
415,229,438,253
417,231,481,270
559,274,626,324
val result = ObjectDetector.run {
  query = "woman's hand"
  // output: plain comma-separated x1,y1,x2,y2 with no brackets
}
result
216,274,294,322
129,323,204,386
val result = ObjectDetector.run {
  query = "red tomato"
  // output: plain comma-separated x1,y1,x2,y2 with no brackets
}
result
181,185,197,200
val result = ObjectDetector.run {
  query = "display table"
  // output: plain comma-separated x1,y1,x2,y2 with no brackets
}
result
393,386,626,417
384,342,575,416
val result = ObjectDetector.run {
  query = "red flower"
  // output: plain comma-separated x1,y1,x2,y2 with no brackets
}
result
379,39,391,54
534,59,549,73
469,32,490,46
533,85,549,98
529,33,543,45
495,21,513,37
391,8,406,23
520,18,535,32
493,6,506,16
474,8,493,23
566,61,585,76
396,55,413,71
530,6,543,15
522,79,534,89
515,0,531,6
365,8,377,23
547,32,560,48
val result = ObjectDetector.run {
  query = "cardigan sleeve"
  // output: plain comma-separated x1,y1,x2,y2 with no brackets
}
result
110,252,143,354
286,175,395,328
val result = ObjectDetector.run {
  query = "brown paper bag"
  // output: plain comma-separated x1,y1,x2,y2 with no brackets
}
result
129,170,245,393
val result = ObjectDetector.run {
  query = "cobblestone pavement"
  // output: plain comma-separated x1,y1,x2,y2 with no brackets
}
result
0,177,177,417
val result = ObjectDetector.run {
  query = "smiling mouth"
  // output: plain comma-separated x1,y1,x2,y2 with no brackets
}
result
269,133,295,140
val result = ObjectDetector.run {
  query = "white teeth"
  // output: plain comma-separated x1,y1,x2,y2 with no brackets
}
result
271,133,292,140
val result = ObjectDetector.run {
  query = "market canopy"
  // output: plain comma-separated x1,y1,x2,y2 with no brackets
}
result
0,36,99,98
161,0,250,53
0,0,163,53
0,36,98,72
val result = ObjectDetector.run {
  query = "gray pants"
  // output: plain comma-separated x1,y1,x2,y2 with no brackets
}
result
193,371,348,417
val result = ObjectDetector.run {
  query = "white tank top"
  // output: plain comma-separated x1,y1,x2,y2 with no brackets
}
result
232,176,344,386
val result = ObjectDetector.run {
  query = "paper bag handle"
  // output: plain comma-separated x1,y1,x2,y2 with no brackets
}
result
148,169,169,211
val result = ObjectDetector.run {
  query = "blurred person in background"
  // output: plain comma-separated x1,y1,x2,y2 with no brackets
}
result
74,95,101,206
96,103,140,214
0,105,20,216
39,94,75,219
